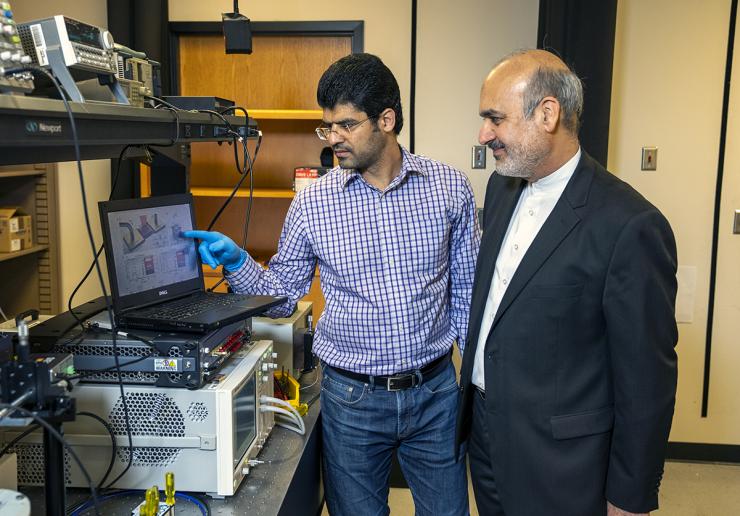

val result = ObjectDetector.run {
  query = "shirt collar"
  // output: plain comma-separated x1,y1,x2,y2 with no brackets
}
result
528,147,581,194
340,145,426,189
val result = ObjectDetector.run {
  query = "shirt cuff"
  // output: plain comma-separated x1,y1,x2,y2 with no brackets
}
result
223,254,263,294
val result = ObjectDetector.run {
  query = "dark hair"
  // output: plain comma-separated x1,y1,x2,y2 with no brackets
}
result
522,66,583,134
317,53,404,135
494,50,584,134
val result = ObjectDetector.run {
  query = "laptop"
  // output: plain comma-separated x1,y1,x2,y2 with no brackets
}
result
98,193,285,333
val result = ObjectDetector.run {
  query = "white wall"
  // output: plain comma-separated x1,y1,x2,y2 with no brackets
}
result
609,0,738,443
415,0,539,206
12,1,111,307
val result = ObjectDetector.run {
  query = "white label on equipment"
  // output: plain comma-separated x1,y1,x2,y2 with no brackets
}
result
29,23,48,66
153,358,180,372
10,239,20,251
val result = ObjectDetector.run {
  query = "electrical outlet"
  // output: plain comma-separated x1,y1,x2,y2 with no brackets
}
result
641,147,657,170
472,145,486,169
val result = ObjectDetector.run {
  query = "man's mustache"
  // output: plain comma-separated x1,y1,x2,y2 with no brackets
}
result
486,140,505,151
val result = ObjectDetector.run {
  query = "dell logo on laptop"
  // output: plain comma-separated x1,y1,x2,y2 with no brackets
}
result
159,290,168,296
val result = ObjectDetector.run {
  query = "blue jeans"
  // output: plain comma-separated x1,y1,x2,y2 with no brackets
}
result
320,360,469,516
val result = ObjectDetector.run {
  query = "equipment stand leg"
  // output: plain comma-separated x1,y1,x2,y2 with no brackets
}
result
43,421,66,516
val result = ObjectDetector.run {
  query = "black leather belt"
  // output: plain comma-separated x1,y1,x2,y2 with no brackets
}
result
329,351,451,391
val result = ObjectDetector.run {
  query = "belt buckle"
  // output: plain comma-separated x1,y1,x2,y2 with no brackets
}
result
386,373,415,391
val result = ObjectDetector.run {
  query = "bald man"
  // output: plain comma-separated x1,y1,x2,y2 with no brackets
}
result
455,50,678,516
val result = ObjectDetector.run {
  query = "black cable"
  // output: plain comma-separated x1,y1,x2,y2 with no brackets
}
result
11,65,137,496
240,133,256,248
0,423,39,457
142,94,181,112
0,404,101,516
220,106,251,176
206,131,262,292
207,129,261,231
75,412,116,489
196,108,241,139
67,144,138,330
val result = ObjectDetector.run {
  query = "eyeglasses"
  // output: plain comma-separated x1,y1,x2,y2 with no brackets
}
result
315,116,376,140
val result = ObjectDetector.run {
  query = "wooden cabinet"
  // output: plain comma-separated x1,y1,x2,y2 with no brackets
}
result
0,164,60,319
177,32,353,322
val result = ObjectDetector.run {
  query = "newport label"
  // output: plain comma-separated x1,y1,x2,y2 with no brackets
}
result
25,120,63,136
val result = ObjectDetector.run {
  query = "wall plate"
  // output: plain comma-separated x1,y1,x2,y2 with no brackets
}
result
472,145,486,169
641,147,657,170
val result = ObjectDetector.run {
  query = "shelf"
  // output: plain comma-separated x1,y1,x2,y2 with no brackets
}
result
191,186,295,199
0,245,48,263
0,95,256,165
250,109,323,120
0,169,47,178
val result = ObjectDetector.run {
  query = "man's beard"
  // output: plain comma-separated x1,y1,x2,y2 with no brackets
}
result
333,131,385,171
489,130,548,180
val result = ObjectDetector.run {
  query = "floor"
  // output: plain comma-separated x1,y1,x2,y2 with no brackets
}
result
321,461,740,515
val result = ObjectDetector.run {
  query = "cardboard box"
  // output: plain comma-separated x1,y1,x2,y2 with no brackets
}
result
0,207,33,253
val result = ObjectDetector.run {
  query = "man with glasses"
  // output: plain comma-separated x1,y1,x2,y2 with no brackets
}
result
185,53,479,515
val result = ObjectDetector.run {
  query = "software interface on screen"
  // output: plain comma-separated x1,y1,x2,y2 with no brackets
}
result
106,203,198,297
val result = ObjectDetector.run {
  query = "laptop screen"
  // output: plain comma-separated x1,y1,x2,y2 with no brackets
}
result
99,194,203,311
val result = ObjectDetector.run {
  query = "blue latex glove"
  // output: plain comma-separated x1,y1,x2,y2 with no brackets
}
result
182,230,248,272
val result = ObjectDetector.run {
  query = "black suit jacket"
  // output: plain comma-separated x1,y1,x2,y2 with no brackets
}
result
456,153,678,515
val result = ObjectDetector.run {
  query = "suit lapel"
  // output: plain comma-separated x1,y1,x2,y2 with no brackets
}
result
488,154,595,334
463,175,524,368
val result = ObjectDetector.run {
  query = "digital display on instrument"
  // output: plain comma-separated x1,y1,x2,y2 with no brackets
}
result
63,16,102,48
233,373,257,467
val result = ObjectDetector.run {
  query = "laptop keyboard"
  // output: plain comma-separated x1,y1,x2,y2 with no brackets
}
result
134,293,254,320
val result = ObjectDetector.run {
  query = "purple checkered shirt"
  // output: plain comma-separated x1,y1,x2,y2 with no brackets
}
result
226,147,480,375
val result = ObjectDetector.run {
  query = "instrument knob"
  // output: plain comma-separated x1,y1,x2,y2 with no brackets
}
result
100,30,114,50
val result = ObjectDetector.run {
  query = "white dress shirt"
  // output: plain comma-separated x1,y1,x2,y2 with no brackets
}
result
472,148,581,390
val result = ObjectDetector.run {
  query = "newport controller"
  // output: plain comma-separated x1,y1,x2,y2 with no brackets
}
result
17,15,128,103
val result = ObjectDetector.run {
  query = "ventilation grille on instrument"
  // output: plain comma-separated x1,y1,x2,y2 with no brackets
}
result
16,25,39,65
80,371,158,384
108,392,185,438
116,447,180,468
53,343,150,357
168,346,183,358
11,443,71,486
187,402,208,422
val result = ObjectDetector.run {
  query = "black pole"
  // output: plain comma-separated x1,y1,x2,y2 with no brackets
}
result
44,421,66,516
702,0,738,417
409,0,417,153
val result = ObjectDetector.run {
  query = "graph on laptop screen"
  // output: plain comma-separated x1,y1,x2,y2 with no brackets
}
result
106,203,198,297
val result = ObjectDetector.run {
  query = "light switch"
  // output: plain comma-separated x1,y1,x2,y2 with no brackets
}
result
734,210,740,234
641,147,657,170
472,145,486,169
